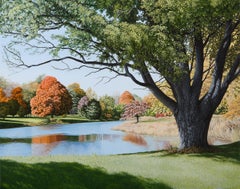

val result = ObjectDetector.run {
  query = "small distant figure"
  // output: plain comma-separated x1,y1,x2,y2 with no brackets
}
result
135,114,140,123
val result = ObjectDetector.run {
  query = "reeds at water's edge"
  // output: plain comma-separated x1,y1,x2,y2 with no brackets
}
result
114,116,240,143
208,116,240,143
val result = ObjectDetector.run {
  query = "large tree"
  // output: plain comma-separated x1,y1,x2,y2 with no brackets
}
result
1,0,239,149
31,76,72,117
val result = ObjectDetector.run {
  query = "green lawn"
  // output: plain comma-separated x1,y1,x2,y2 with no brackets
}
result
0,115,91,128
0,117,49,128
1,142,239,189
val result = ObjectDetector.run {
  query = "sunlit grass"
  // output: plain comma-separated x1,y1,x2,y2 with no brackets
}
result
0,115,91,128
1,142,239,189
0,117,49,128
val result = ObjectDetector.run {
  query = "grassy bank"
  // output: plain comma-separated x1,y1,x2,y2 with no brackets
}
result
0,115,91,129
0,117,49,128
114,116,240,143
1,142,239,189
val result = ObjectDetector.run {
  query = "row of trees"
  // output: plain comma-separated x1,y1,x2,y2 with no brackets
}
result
0,87,29,118
0,76,124,120
1,75,240,120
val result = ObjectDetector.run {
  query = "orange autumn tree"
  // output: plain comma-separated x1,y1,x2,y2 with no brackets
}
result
10,87,28,112
118,91,135,105
30,76,72,117
0,87,8,103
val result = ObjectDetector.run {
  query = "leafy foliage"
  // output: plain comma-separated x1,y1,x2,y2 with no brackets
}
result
0,77,17,96
0,102,9,119
85,88,98,100
143,93,172,117
0,88,8,103
68,83,86,114
21,80,39,102
215,99,228,115
77,96,101,120
118,91,135,105
223,79,240,118
121,101,149,121
7,99,19,117
84,99,102,120
77,96,89,117
100,95,124,120
225,96,240,118
10,87,28,117
113,104,125,120
30,76,72,117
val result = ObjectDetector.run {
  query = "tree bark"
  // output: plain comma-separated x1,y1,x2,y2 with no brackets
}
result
174,109,212,149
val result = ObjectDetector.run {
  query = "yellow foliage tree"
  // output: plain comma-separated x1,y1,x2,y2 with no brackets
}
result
225,96,240,118
224,78,240,118
143,93,172,117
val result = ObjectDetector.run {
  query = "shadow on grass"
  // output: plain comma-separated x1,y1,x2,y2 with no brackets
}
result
195,141,240,164
0,120,26,129
161,141,240,164
59,119,92,124
0,160,171,189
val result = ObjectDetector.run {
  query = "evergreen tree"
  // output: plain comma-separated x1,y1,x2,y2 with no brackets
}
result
85,99,102,120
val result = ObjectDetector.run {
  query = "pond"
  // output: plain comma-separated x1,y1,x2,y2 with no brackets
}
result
0,121,178,156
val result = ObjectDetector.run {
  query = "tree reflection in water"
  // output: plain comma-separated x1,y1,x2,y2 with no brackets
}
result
32,134,65,155
123,134,147,146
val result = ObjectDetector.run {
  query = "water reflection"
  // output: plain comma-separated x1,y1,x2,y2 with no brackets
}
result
31,134,68,155
0,121,180,156
78,134,119,142
32,134,66,144
123,134,147,146
31,134,122,155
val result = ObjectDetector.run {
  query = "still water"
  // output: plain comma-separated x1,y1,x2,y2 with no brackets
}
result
0,121,178,156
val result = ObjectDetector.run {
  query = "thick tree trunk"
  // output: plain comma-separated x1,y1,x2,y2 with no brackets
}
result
174,110,212,149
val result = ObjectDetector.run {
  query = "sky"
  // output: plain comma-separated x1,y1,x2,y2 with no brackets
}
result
0,37,150,98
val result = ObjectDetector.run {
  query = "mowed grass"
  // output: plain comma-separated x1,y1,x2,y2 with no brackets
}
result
0,115,91,129
0,117,49,128
1,142,239,189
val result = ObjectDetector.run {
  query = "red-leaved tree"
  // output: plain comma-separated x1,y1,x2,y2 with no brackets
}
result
30,76,72,117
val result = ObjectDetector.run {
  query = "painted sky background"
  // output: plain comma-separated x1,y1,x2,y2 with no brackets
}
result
0,37,150,98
